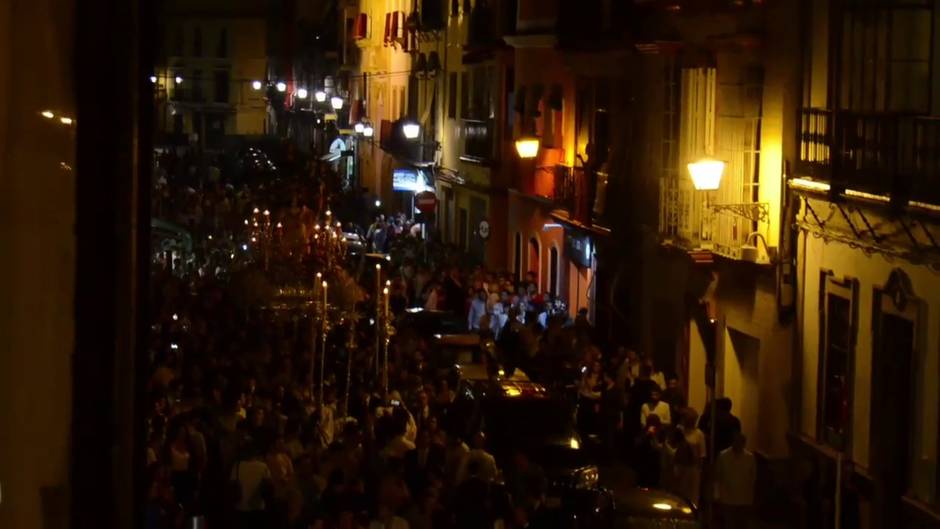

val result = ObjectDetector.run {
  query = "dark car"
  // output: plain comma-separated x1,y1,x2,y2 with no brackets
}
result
450,376,600,491
400,308,467,336
608,488,699,529
540,488,699,529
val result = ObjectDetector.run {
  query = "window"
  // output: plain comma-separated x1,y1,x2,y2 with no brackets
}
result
818,273,857,451
460,72,469,119
505,67,515,134
840,2,931,113
213,70,229,103
173,27,184,56
399,86,406,119
408,74,418,118
469,66,493,120
528,237,540,286
192,69,203,102
448,72,457,119
216,28,228,58
193,27,202,57
549,246,559,297
458,208,469,250
172,71,185,101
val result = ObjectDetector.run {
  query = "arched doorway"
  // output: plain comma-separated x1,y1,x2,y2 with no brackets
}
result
528,236,540,287
549,246,559,297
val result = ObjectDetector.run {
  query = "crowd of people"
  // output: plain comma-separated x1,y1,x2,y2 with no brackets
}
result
145,145,757,529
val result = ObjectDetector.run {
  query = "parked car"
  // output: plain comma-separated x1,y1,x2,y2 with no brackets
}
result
449,375,600,491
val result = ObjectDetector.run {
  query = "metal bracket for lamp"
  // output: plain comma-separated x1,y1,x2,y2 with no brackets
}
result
708,202,770,224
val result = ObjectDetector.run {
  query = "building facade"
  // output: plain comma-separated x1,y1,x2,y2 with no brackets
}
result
790,0,940,527
156,0,268,149
504,0,603,320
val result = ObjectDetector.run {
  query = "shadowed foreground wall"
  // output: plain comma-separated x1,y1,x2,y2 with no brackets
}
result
0,1,75,528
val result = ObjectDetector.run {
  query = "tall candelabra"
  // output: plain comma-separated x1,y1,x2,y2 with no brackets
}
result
246,207,280,270
319,279,329,406
310,209,346,272
343,305,357,417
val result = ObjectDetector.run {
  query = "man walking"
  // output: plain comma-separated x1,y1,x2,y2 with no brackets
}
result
715,433,757,529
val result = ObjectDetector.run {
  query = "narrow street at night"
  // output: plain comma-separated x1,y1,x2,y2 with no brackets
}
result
5,1,940,529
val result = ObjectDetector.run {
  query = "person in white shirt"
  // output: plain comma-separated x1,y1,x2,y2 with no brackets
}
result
676,408,706,504
456,432,499,483
715,433,757,529
467,289,488,330
641,389,672,426
231,450,273,522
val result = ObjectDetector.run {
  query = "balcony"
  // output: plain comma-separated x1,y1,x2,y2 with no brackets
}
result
554,165,605,225
797,108,940,205
459,119,495,164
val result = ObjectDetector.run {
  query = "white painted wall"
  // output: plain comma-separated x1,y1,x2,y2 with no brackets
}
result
798,229,940,501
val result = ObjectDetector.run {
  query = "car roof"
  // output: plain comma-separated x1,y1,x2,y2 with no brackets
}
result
456,363,531,383
612,488,697,519
433,333,480,346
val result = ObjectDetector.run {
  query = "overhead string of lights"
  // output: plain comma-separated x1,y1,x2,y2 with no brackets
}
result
146,67,419,91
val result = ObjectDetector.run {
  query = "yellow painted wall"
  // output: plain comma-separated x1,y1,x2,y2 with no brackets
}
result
798,229,940,497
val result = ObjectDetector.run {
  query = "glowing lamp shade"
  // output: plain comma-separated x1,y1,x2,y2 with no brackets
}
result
515,135,540,159
251,80,262,90
687,158,725,191
330,96,344,110
354,122,365,134
363,125,374,138
275,81,287,92
174,76,183,84
296,87,308,99
402,122,421,139
315,90,327,102
149,75,158,83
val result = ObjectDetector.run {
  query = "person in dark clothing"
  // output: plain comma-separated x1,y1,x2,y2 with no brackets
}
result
504,450,547,510
699,397,742,455
454,460,495,529
661,375,687,423
634,414,664,487
600,376,624,461
404,429,446,493
625,364,660,452
443,267,465,315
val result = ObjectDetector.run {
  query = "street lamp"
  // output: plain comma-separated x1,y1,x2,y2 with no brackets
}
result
354,122,365,134
149,75,157,83
276,81,287,93
330,96,344,110
251,80,262,90
687,158,725,191
363,125,374,138
315,90,327,102
297,87,308,99
174,75,183,84
515,134,540,159
403,121,420,140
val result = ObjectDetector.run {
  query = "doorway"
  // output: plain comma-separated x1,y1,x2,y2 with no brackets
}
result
871,305,916,528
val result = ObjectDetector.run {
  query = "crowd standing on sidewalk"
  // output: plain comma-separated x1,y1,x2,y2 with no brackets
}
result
146,146,755,529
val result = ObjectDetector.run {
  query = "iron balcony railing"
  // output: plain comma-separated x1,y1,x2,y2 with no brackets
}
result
554,165,606,225
797,107,940,205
